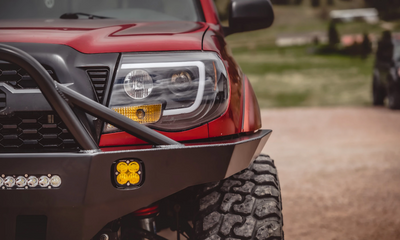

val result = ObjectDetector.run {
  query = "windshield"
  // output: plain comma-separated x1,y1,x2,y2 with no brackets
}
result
0,0,203,22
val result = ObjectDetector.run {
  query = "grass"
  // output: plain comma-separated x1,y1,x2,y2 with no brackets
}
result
220,3,395,108
231,45,374,108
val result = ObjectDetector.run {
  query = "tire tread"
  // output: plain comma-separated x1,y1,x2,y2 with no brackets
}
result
194,154,284,240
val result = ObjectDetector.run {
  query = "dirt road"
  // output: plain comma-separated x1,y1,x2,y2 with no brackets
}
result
261,107,400,240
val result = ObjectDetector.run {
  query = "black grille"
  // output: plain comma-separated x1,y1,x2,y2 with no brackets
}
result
0,89,5,111
0,61,57,89
87,68,109,102
0,112,79,150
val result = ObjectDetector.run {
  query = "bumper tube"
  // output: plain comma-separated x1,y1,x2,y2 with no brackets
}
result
0,130,271,240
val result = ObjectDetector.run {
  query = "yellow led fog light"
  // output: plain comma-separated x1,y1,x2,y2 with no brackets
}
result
117,162,128,173
117,173,129,185
113,104,162,124
128,162,139,173
113,159,143,188
128,173,140,184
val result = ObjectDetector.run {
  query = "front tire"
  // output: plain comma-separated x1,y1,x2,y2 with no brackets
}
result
193,155,284,240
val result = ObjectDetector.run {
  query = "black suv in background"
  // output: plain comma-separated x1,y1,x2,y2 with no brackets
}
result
373,31,400,109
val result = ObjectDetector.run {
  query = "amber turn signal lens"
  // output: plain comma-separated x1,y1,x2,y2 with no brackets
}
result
112,104,162,124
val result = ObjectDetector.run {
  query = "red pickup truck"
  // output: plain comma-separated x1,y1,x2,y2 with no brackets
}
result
0,0,282,239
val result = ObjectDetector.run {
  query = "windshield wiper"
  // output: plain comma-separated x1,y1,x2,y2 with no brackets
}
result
60,12,113,19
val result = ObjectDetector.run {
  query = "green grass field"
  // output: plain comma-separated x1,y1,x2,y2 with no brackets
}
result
221,3,400,108
231,45,374,108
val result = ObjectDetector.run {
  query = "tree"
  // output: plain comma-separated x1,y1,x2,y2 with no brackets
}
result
364,0,400,20
294,0,303,5
311,0,320,7
361,32,372,58
328,22,340,46
271,0,290,5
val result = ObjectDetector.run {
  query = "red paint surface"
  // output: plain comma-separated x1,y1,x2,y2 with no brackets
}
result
100,124,209,147
200,0,220,25
0,20,207,53
242,76,262,132
204,26,244,137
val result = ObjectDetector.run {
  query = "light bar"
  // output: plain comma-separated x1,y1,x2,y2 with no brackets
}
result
0,174,62,190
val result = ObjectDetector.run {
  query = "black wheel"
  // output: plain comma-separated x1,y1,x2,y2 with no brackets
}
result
388,85,400,109
193,154,283,240
372,76,385,106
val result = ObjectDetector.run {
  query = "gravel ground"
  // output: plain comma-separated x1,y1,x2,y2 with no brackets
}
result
261,107,400,240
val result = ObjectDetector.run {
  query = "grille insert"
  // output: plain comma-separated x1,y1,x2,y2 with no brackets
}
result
0,61,57,89
0,89,5,110
0,112,79,150
87,68,109,102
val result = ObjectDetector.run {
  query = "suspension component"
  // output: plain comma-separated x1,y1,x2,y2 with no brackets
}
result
133,204,160,239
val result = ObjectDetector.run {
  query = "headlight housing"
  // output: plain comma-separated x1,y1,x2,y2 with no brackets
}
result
105,52,228,132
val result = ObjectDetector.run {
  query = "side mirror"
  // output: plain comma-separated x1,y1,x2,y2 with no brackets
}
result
224,0,274,36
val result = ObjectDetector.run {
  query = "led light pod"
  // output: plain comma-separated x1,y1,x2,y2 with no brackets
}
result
113,159,143,189
50,175,62,187
4,176,15,188
128,162,140,173
116,162,128,173
28,176,39,188
39,176,50,188
16,176,27,188
128,173,140,184
117,173,129,185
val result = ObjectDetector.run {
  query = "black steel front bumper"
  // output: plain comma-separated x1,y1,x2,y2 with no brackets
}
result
0,44,271,239
0,130,270,240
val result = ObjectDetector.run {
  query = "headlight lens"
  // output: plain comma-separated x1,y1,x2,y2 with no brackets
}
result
105,52,228,132
124,69,153,99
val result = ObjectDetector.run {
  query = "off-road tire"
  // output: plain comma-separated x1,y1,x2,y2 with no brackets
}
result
372,76,385,106
193,154,283,240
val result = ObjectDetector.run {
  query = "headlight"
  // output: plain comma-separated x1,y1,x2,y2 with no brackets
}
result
105,52,228,132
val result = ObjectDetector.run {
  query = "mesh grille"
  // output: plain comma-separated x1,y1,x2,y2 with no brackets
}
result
0,61,57,89
0,112,79,150
87,68,109,102
0,89,5,111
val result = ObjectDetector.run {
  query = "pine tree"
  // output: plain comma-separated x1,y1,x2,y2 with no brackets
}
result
361,32,372,58
311,0,320,7
328,22,340,46
294,0,303,5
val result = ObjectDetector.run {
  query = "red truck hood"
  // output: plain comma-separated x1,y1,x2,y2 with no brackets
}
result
0,19,208,53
